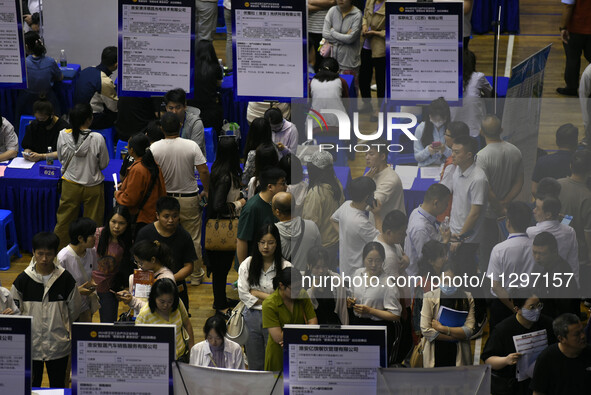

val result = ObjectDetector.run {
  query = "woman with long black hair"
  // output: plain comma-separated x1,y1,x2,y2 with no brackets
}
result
188,40,224,134
54,103,109,249
92,206,134,322
207,136,246,316
115,133,166,236
237,223,290,370
241,117,274,185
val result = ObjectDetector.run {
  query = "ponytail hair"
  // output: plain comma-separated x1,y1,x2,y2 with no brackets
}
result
24,31,46,57
131,239,173,269
128,133,159,181
69,103,93,144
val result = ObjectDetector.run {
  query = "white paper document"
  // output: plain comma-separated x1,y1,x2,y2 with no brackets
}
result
0,0,24,84
395,165,419,189
7,157,35,169
420,166,442,180
389,11,460,101
512,329,548,382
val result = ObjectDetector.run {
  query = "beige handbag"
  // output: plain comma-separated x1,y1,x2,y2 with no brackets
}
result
205,205,238,251
226,301,249,346
409,337,425,368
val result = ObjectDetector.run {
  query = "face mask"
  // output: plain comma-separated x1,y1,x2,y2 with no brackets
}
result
521,307,542,322
38,118,52,128
440,285,457,296
431,120,445,129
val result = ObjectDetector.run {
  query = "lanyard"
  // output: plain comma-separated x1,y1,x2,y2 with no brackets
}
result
507,234,528,240
417,209,438,230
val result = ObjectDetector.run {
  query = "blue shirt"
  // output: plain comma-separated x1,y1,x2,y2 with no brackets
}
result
404,206,441,276
413,122,452,167
25,55,62,94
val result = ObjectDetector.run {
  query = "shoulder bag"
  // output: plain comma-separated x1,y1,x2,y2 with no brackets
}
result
225,301,249,345
205,204,239,251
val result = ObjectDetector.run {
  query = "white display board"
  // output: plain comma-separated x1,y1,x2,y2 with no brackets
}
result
0,0,26,87
42,0,118,68
386,1,463,103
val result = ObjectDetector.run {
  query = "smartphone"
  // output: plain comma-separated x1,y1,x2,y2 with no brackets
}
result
432,141,441,148
365,194,377,209
199,195,208,208
561,215,573,226
22,151,31,156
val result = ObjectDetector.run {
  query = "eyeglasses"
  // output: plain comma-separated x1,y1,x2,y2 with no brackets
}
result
258,240,276,247
134,259,144,268
524,302,544,310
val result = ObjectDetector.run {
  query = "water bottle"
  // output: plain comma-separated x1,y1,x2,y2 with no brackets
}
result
218,58,224,77
46,146,54,165
59,49,67,67
440,216,450,233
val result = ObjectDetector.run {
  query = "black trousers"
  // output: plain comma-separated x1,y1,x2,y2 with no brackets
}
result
308,32,325,73
563,32,591,90
32,355,69,388
453,242,487,324
359,49,386,101
207,249,235,310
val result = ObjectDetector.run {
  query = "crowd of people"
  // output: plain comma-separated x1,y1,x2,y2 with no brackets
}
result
1,1,591,394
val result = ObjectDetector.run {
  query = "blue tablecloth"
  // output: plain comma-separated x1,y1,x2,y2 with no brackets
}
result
0,63,81,126
0,159,120,252
472,0,519,34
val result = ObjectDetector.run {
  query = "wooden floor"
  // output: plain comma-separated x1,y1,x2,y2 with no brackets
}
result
2,0,589,387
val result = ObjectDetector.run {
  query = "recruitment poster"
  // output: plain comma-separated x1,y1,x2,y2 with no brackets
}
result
117,0,194,97
0,315,32,394
0,0,27,88
283,325,387,395
232,0,307,101
72,323,175,395
386,1,463,103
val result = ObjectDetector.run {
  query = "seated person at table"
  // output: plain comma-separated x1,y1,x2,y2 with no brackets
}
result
190,315,245,369
0,280,19,315
74,46,118,130
18,32,63,119
0,113,18,161
264,107,298,157
164,88,205,157
364,137,405,230
22,100,70,162
414,98,452,167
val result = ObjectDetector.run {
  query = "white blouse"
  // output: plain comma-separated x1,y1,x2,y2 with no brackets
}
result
349,268,402,321
237,257,291,310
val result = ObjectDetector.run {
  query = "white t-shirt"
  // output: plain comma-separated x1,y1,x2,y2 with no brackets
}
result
58,245,98,313
331,201,380,276
150,137,206,194
349,268,402,321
